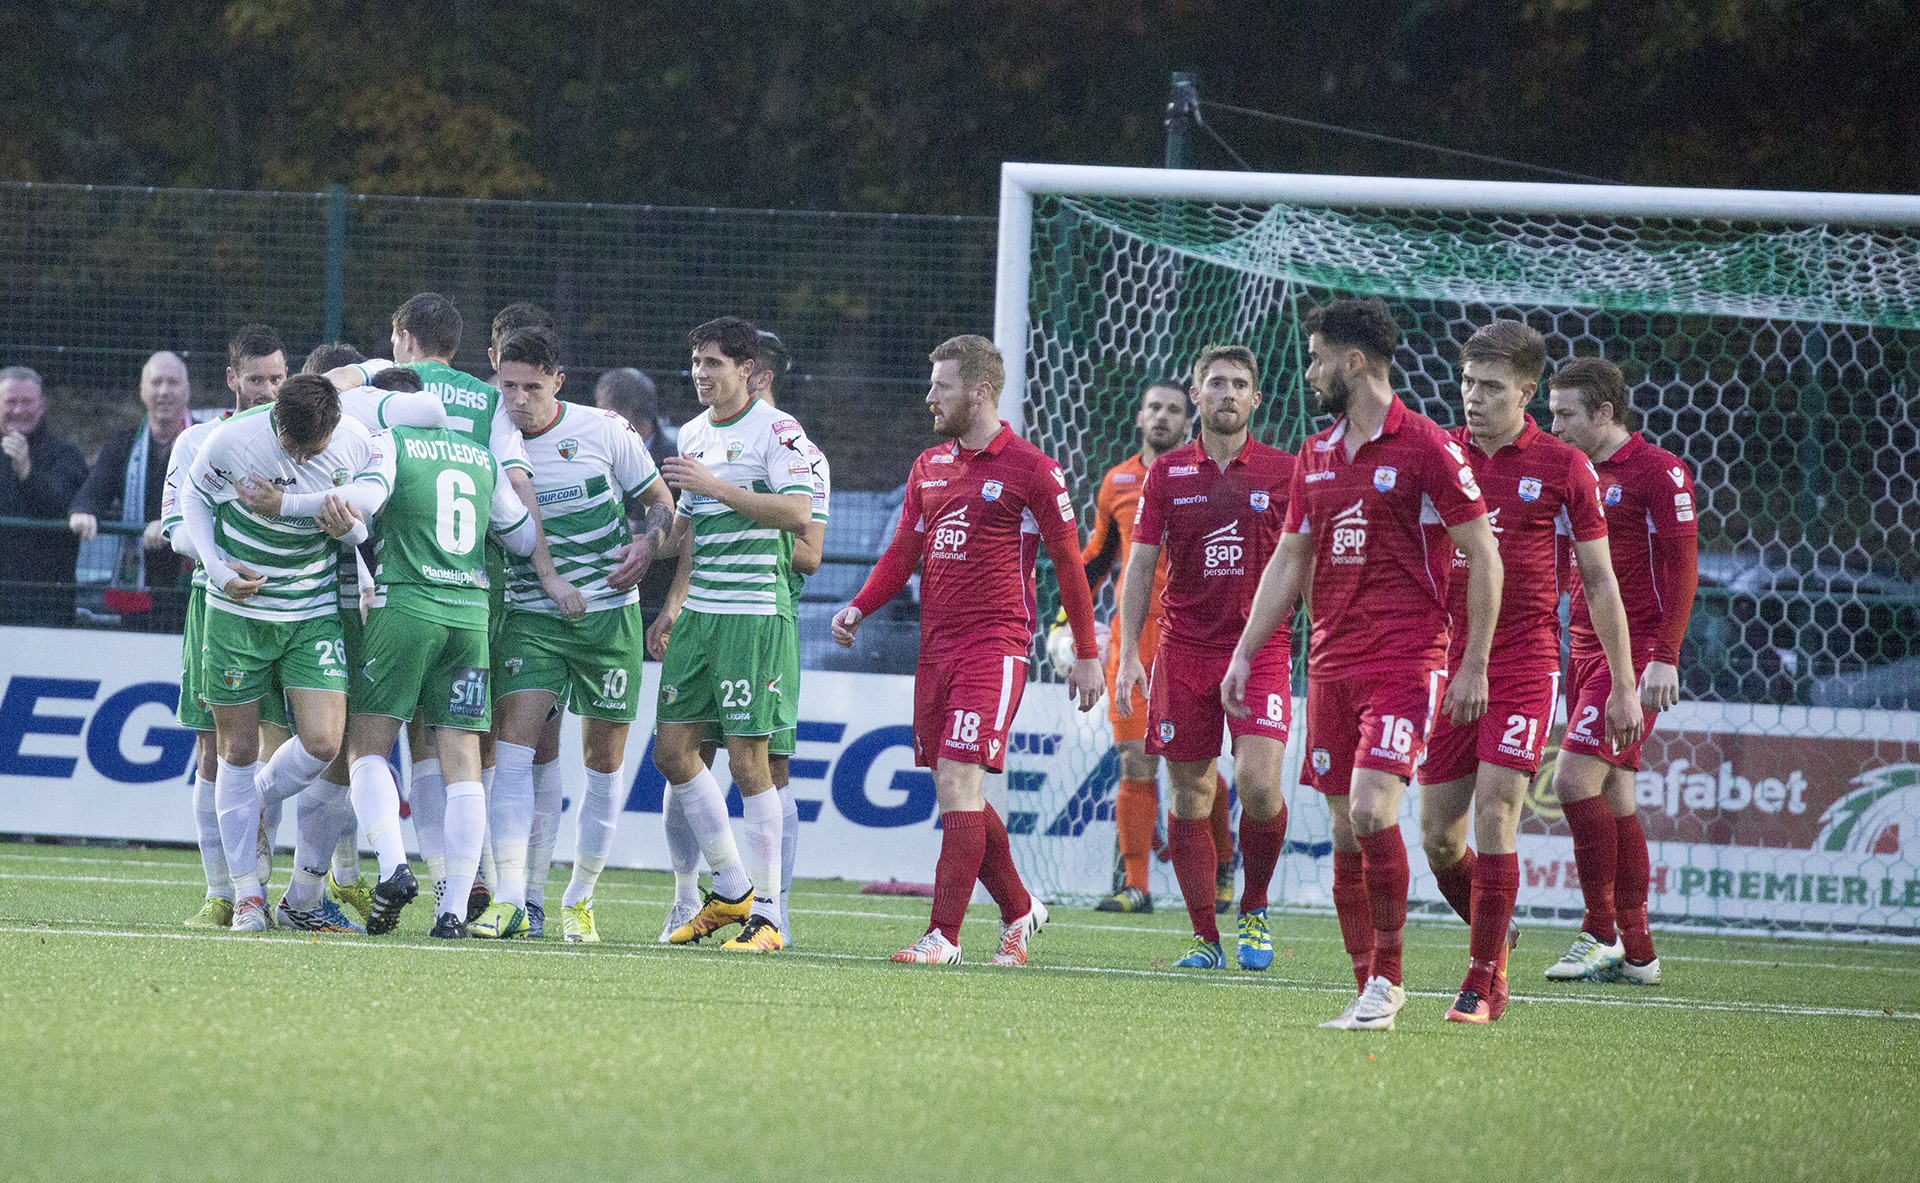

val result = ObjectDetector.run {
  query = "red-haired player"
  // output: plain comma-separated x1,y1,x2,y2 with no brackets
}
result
833,335,1103,966
1418,322,1642,1024
1542,356,1698,986
1224,298,1502,1031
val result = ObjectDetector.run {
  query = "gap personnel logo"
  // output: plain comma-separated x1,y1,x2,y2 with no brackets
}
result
981,479,1004,501
1250,490,1269,511
1158,720,1175,744
726,440,745,463
1330,498,1367,562
1815,764,1920,854
1605,484,1624,506
222,669,245,690
1202,520,1244,573
1517,477,1542,502
930,504,970,557
557,438,580,460
1373,466,1397,492
662,683,679,705
331,467,349,486
1311,747,1331,775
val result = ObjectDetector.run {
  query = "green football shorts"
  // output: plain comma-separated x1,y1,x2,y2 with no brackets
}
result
493,602,644,723
176,585,213,732
657,609,795,738
353,605,491,731
200,608,349,707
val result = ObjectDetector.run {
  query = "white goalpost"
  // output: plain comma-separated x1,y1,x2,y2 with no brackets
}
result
992,161,1920,938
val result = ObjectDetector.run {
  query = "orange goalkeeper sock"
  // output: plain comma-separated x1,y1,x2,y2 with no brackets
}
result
1115,779,1158,892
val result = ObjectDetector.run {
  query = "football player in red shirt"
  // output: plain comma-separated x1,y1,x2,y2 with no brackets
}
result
1543,357,1699,986
833,335,1104,966
1113,346,1297,971
1078,382,1236,915
1224,298,1503,1031
1417,322,1643,1023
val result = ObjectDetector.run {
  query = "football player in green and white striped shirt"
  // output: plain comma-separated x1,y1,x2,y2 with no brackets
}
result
648,328,828,946
654,316,819,953
482,327,675,941
180,374,388,932
162,323,286,929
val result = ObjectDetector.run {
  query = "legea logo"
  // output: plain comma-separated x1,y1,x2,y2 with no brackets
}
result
1815,764,1920,854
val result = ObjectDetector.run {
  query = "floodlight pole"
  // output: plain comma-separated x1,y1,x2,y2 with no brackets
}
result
1165,73,1198,171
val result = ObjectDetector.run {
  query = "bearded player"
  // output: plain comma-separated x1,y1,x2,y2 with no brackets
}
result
1112,346,1295,972
1417,321,1642,1023
833,334,1103,966
1542,356,1698,985
1077,381,1236,916
1224,298,1501,1030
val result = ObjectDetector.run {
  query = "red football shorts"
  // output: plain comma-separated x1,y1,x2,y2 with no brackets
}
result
914,651,1029,774
1560,647,1655,769
1304,666,1447,795
1421,667,1562,784
1144,635,1291,763
1106,612,1164,744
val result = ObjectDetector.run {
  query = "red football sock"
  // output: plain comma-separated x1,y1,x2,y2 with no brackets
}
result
1432,846,1478,925
928,809,986,945
1332,849,1373,993
1465,852,1519,993
1168,817,1220,944
1237,805,1287,913
1356,826,1410,986
1562,795,1618,944
1209,770,1234,869
1116,780,1158,893
1613,813,1657,962
979,803,1032,924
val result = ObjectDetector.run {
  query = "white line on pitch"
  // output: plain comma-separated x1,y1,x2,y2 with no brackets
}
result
2,923,1915,1022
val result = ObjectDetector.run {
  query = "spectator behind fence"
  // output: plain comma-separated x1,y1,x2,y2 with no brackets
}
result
595,367,677,623
0,366,88,625
69,350,195,593
595,367,675,470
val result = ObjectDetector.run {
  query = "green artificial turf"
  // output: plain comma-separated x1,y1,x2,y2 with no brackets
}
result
2,840,1916,1182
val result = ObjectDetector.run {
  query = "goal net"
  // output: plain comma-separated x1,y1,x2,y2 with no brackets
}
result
995,164,1920,939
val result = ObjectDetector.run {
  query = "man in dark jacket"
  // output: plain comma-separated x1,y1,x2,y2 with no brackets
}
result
0,366,88,625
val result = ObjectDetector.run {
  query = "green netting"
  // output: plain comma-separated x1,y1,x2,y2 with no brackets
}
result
1013,191,1920,937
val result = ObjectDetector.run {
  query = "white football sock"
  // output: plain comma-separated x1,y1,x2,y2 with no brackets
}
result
410,757,447,884
348,755,408,878
527,758,565,910
286,779,346,909
441,780,486,919
778,783,799,935
257,736,330,806
214,758,262,899
193,772,231,900
563,767,621,909
479,765,497,889
671,768,748,900
259,780,282,885
489,741,536,907
663,786,702,905
741,788,782,924
330,804,360,884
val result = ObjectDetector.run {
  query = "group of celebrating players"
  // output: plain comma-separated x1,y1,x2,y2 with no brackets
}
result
165,289,1696,1029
